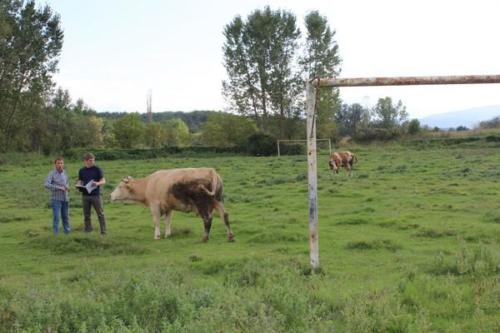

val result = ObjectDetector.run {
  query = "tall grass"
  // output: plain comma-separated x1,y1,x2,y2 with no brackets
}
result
0,142,499,331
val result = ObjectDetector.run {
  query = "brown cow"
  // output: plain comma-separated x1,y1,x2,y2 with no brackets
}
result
110,168,234,242
328,151,357,176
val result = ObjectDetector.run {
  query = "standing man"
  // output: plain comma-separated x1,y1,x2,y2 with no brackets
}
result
77,153,107,235
45,157,71,235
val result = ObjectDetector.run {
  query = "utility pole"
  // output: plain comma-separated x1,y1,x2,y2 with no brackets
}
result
147,89,153,123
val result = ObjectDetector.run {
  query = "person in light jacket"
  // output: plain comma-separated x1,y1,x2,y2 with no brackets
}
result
44,157,71,235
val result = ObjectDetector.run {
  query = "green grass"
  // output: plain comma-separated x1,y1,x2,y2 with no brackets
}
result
0,142,499,332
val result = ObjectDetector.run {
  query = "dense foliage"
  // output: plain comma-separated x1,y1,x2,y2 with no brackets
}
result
222,8,341,140
1,2,492,155
0,0,63,151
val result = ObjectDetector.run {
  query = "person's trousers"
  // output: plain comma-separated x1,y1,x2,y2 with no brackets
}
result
82,195,106,234
51,199,70,235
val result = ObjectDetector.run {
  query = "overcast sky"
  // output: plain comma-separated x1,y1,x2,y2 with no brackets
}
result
42,0,500,118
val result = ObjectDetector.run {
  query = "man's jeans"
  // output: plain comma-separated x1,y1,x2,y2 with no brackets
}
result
82,195,107,234
51,199,70,235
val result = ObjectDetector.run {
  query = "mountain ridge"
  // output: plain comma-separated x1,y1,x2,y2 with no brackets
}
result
419,105,500,129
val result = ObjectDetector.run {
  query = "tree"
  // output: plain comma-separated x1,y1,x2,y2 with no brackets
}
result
112,113,145,148
145,123,166,148
300,11,341,140
0,0,63,150
408,119,421,135
43,88,73,152
336,103,370,136
163,118,190,147
372,97,408,129
222,7,301,136
479,116,500,129
200,113,258,147
72,115,104,148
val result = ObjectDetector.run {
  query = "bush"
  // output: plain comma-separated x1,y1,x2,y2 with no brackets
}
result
408,119,421,135
279,144,304,155
485,135,500,142
63,146,247,161
355,127,401,142
246,133,277,156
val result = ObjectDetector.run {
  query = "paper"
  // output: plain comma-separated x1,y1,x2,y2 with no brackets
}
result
76,181,98,194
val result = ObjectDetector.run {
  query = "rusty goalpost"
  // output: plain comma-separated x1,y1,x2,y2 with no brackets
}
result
306,74,500,270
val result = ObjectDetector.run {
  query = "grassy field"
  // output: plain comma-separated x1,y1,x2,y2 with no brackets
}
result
0,140,499,332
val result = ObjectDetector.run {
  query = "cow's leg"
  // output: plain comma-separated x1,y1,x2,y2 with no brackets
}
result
215,201,234,242
164,210,173,238
202,214,212,242
149,204,161,240
347,160,354,176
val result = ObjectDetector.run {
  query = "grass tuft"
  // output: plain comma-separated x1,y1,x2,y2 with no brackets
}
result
25,235,150,256
428,245,499,277
0,213,32,223
346,239,402,252
247,231,306,244
414,229,456,238
483,210,500,224
336,218,370,225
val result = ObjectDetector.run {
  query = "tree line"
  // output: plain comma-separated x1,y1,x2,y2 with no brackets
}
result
3,2,495,154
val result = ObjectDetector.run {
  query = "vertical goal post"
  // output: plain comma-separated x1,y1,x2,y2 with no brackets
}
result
306,74,500,270
277,139,331,157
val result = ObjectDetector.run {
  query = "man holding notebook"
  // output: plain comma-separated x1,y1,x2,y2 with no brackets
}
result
77,153,107,235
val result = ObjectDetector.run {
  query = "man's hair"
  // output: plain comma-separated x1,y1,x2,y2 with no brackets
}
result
83,153,95,161
54,157,64,163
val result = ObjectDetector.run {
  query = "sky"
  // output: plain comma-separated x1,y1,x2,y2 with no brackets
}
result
42,0,500,119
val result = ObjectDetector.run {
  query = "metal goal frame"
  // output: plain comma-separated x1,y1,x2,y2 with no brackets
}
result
305,74,500,270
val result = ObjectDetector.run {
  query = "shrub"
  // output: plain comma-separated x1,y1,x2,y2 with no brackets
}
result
246,133,277,156
408,119,421,135
279,143,304,155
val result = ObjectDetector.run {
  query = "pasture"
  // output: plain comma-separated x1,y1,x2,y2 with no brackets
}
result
0,141,499,332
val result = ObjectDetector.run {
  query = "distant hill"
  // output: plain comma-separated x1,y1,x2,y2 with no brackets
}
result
419,105,500,129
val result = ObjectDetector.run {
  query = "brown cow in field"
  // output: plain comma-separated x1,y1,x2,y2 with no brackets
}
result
110,168,234,242
328,151,357,176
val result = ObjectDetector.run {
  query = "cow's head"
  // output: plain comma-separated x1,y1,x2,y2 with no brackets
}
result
329,158,339,173
110,176,134,201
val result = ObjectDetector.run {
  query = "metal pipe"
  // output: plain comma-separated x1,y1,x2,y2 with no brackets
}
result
314,74,500,87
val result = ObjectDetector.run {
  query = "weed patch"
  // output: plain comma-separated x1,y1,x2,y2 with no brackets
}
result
482,210,500,224
247,231,306,244
414,228,456,238
336,218,370,225
25,235,150,256
341,290,414,333
346,239,402,252
427,245,499,277
0,213,32,223
170,227,193,238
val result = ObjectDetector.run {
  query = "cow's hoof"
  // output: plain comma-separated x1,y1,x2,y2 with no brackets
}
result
154,236,161,240
202,236,209,242
228,234,235,242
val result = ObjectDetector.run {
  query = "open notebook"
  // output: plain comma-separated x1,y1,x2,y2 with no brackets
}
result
76,181,98,194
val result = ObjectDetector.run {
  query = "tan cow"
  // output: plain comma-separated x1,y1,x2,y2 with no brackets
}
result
328,151,357,176
110,168,234,242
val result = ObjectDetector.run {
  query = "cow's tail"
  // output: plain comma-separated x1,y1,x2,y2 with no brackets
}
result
200,169,219,197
